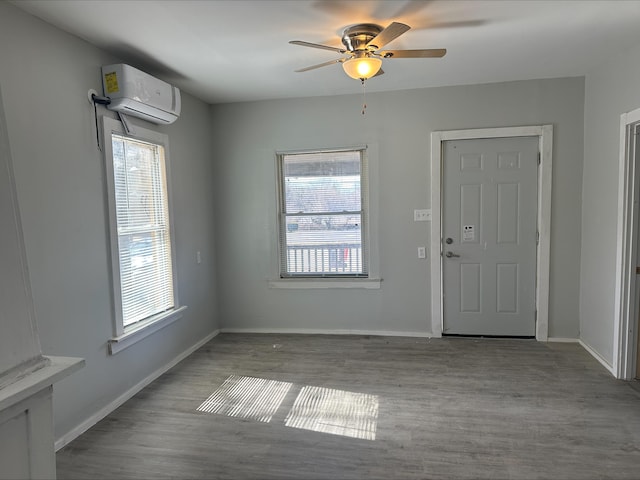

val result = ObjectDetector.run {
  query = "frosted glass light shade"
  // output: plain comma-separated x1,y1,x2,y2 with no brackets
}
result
342,56,382,80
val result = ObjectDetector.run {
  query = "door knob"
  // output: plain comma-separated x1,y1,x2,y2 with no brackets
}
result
445,251,460,258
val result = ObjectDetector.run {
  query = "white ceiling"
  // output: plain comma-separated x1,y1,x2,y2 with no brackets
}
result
11,0,640,104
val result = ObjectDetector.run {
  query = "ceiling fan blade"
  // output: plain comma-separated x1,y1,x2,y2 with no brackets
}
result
411,19,487,30
382,0,433,19
312,0,368,19
289,40,346,54
366,22,410,49
378,48,447,59
294,58,346,73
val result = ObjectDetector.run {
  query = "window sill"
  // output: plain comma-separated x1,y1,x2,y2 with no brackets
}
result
108,306,188,355
268,278,382,289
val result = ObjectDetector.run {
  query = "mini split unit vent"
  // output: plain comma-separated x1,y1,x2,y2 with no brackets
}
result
101,64,181,125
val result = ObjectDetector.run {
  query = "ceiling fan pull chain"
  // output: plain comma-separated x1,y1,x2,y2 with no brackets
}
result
361,78,367,115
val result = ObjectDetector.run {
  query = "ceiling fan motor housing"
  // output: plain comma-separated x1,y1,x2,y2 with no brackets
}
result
341,24,383,51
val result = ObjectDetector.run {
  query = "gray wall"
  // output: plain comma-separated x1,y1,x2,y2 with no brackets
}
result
580,44,640,365
0,84,44,380
0,2,218,439
211,77,585,338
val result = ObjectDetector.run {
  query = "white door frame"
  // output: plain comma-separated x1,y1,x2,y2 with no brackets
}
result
430,125,553,340
613,107,640,380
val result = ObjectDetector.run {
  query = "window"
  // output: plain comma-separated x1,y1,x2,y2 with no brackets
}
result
103,117,183,352
277,148,368,278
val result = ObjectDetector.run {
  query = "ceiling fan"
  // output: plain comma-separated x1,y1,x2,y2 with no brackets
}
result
290,22,446,80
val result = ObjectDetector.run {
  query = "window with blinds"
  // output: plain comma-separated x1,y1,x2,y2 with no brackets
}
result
109,133,175,329
277,148,368,278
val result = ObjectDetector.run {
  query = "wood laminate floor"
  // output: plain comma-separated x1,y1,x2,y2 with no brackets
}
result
56,334,640,479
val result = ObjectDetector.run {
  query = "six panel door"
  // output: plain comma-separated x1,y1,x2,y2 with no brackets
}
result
442,136,539,336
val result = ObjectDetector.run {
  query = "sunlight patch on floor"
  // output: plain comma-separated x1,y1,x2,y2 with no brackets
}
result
284,385,379,440
196,375,292,423
197,375,379,440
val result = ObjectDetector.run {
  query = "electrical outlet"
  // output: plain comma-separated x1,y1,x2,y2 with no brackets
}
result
196,251,202,264
417,247,426,259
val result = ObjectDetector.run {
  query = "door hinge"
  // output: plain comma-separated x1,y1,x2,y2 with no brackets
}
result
536,231,540,245
538,152,541,165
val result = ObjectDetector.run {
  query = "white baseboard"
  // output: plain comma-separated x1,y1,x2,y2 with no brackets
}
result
579,339,616,376
54,329,220,451
220,327,432,338
547,337,579,343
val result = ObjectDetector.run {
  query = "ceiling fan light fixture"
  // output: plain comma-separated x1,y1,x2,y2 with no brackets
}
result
342,55,382,80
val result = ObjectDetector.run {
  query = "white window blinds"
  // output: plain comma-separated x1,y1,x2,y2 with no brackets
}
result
111,134,174,327
278,149,368,277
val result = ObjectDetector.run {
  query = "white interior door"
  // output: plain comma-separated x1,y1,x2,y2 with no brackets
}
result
442,136,539,336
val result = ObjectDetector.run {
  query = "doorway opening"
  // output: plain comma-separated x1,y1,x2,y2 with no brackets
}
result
613,108,640,380
430,125,553,340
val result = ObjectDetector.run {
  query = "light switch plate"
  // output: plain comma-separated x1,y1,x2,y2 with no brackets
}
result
414,209,431,222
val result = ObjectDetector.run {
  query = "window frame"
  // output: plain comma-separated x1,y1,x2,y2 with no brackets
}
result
102,116,185,354
276,146,370,280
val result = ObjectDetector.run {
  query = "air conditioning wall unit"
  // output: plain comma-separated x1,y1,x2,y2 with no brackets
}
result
101,64,181,125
